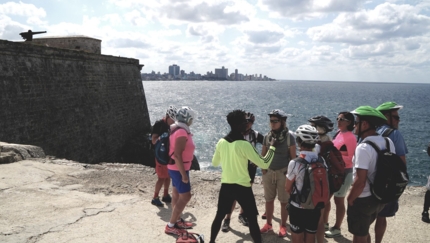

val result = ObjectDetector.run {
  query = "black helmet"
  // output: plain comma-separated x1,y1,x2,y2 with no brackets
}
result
308,115,334,132
268,109,288,119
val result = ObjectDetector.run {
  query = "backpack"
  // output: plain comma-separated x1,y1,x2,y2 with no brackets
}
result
364,137,409,204
291,156,329,209
154,128,184,165
176,232,204,243
318,141,346,193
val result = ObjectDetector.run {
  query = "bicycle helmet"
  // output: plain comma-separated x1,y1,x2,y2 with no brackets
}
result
351,106,386,120
376,102,403,113
295,125,319,144
166,105,177,121
176,106,196,125
307,115,334,132
245,112,255,123
351,105,387,127
268,109,288,119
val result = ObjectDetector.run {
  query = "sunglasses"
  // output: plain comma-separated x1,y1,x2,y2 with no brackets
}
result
337,117,349,122
270,119,280,124
392,115,400,121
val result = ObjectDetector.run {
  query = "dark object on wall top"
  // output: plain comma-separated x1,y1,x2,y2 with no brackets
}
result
19,30,47,41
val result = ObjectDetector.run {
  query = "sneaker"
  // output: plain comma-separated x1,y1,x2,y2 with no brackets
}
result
221,219,230,232
177,218,193,229
422,211,430,223
325,227,341,238
261,212,267,220
151,197,164,207
162,194,172,203
165,223,187,235
238,214,249,226
324,223,329,231
260,223,273,234
278,225,288,237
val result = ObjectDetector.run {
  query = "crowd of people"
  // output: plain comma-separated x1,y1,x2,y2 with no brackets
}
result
149,101,429,243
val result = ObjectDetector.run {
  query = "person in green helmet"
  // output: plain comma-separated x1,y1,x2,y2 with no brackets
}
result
346,106,395,243
374,102,408,243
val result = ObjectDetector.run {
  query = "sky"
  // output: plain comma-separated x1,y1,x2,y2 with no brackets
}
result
1,0,430,83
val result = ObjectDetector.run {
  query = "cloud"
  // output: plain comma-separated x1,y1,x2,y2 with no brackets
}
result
161,2,249,25
0,1,46,18
112,0,253,26
109,38,152,48
307,3,430,45
124,10,146,26
245,30,284,44
258,0,364,20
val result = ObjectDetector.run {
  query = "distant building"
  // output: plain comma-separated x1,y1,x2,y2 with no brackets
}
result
235,69,238,81
215,66,228,80
169,64,180,77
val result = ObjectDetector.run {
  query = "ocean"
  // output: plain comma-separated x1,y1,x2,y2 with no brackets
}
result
143,80,430,186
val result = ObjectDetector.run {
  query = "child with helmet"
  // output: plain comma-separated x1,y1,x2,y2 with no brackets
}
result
285,124,326,243
151,105,177,207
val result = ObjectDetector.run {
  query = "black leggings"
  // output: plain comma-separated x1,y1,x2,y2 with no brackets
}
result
210,211,261,243
424,190,430,212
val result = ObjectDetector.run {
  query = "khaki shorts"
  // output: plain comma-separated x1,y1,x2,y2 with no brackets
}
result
334,170,353,198
262,167,289,203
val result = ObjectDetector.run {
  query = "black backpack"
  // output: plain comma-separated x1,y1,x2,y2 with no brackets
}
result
154,128,185,165
364,137,409,204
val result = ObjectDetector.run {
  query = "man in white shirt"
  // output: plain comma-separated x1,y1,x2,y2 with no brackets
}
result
346,106,395,243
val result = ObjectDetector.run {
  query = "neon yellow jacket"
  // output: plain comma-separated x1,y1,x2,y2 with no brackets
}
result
212,139,276,187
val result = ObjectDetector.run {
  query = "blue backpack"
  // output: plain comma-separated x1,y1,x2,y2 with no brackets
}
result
154,128,185,165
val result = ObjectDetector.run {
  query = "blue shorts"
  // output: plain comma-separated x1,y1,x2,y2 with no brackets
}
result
168,170,191,194
378,200,399,217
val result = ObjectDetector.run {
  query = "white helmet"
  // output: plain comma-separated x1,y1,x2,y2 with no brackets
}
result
176,106,195,125
295,125,319,144
166,105,177,121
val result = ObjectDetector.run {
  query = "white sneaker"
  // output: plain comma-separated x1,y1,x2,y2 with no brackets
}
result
325,227,341,238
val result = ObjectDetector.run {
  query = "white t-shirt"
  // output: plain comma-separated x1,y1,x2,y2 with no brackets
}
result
353,135,395,198
286,151,319,208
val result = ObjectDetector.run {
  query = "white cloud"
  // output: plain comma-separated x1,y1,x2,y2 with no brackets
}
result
258,0,365,20
307,3,430,44
0,1,46,18
124,10,146,26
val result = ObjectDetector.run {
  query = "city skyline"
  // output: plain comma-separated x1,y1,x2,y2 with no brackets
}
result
142,64,275,81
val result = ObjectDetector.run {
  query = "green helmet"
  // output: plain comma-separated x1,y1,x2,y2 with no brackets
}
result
351,106,387,121
376,102,403,112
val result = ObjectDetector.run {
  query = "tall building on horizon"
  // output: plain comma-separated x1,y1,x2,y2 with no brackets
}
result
215,66,228,80
168,64,180,77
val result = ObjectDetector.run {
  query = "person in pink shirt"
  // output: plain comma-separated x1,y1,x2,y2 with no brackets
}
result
164,106,196,236
324,111,357,238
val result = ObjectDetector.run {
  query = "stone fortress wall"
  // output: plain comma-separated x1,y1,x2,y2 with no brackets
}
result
32,35,102,54
0,39,153,164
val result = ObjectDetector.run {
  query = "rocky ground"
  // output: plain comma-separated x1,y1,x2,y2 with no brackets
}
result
0,143,429,243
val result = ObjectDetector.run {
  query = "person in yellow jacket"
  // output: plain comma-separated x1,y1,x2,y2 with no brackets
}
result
209,110,277,243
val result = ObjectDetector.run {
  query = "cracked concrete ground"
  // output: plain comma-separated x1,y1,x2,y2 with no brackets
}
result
1,158,429,243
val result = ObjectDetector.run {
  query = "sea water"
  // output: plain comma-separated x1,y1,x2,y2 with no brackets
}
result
143,80,430,186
